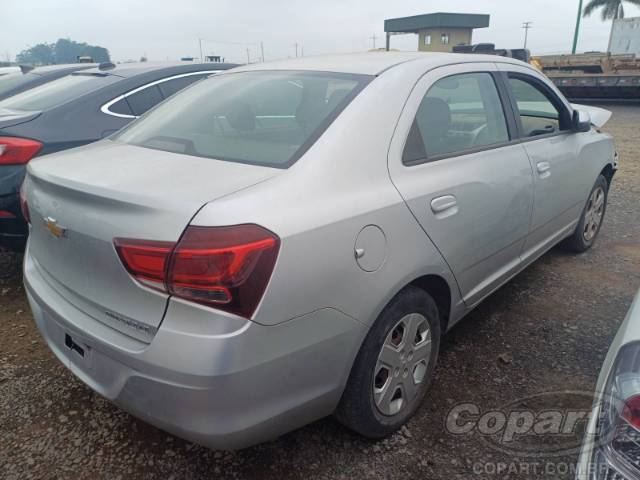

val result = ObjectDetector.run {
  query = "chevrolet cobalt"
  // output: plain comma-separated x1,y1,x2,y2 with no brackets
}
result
22,52,617,449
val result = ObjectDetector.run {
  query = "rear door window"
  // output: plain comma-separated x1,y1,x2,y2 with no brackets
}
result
403,72,510,163
115,71,370,168
0,73,118,111
507,75,569,137
125,85,164,116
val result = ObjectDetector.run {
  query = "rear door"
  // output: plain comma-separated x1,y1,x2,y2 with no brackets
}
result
388,63,534,307
497,64,586,262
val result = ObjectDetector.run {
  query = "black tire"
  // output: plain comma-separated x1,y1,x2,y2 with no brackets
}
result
561,174,608,253
335,286,441,439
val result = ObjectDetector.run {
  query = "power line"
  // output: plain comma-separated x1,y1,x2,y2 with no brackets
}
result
522,21,533,49
197,38,264,63
370,34,378,49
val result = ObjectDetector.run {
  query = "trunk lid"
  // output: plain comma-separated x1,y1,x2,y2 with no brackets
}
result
26,140,279,342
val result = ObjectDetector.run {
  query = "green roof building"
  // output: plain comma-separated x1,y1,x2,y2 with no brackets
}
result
384,12,490,52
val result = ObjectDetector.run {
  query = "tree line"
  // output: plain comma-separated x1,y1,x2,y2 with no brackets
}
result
16,38,110,65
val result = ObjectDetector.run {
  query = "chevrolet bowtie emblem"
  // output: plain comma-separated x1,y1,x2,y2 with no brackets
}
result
44,217,67,239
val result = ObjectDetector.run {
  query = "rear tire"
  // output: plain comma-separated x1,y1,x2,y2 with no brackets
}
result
335,286,440,439
561,174,608,253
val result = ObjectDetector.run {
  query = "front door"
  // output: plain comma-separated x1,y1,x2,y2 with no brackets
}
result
497,65,587,262
388,63,534,307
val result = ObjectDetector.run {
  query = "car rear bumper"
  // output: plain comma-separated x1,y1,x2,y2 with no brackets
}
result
24,245,367,449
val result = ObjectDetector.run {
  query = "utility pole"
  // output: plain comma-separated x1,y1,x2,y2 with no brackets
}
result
370,34,378,49
260,41,265,62
294,42,299,58
572,0,584,54
198,38,204,63
522,21,533,49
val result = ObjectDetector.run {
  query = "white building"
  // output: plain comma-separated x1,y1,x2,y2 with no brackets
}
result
609,17,640,55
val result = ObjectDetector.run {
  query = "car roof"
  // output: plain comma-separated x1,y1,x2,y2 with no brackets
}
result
230,51,527,76
79,61,238,78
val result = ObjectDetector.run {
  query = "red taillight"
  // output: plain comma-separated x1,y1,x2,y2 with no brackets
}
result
19,182,30,224
622,395,640,430
114,224,280,318
0,210,15,218
113,239,174,289
0,137,42,165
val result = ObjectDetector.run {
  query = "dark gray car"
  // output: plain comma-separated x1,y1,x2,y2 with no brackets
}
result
0,61,236,249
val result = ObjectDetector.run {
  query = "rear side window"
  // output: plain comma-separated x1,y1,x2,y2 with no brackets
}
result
109,98,134,116
403,72,509,163
125,85,163,116
0,73,118,112
158,74,208,98
508,76,569,137
115,71,370,168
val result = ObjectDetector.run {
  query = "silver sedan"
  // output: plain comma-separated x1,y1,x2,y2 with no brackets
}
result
22,52,617,449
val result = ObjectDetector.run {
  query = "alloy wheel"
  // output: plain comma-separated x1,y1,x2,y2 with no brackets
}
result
583,186,605,242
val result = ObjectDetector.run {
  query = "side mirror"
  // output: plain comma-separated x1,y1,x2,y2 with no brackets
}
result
572,109,591,133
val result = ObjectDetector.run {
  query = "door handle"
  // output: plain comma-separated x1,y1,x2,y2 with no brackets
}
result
431,195,458,217
536,161,551,179
536,161,550,173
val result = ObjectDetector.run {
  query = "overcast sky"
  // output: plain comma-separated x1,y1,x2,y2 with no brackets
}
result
3,0,640,63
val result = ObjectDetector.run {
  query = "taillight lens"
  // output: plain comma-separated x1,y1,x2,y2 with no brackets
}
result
0,137,42,165
622,395,640,431
19,182,30,224
113,239,174,289
586,342,640,479
114,224,279,318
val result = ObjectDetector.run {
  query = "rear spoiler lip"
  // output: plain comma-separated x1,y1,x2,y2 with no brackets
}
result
570,103,612,128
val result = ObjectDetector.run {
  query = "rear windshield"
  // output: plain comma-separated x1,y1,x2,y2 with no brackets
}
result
115,70,371,168
0,72,39,97
0,73,119,112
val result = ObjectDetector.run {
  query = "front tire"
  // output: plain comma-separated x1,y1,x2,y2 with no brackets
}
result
335,286,441,439
561,174,608,253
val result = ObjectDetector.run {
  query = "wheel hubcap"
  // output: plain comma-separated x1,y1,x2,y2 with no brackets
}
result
583,186,605,242
373,313,432,416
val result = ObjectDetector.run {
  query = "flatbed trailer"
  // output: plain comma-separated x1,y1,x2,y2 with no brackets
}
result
535,53,640,102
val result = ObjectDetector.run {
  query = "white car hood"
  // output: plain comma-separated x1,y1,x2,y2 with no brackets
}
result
571,103,612,128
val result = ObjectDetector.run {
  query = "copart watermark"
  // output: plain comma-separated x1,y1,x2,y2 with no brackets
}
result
444,390,606,458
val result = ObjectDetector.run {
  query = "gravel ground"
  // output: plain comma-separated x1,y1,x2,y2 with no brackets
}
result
1,104,639,480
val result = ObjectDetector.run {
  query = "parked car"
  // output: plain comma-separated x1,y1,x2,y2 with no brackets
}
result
22,52,617,449
0,61,236,250
0,66,21,77
0,64,97,101
577,289,640,480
